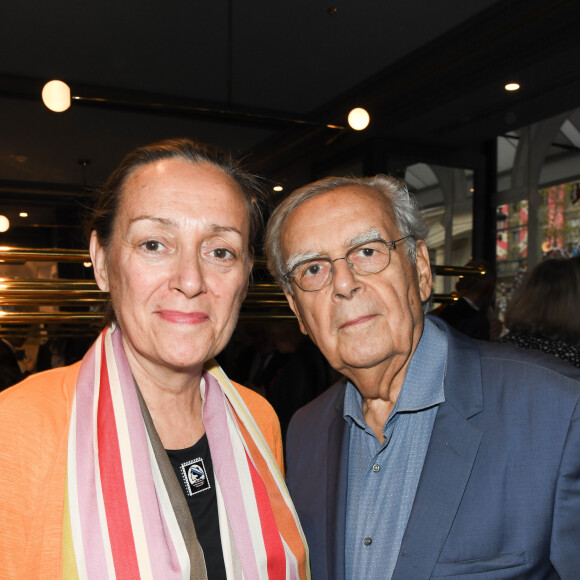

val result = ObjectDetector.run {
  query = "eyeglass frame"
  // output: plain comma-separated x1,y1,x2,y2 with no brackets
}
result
283,235,413,292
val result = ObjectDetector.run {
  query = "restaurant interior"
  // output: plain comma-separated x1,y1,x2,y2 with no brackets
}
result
1,0,580,374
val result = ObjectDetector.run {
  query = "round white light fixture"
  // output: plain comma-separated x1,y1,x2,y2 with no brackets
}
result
348,107,370,131
0,216,10,233
273,185,283,192
42,80,71,112
505,82,520,92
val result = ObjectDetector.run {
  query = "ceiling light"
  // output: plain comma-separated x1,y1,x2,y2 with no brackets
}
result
19,212,28,218
273,185,283,192
0,216,10,233
505,83,520,92
42,80,71,112
83,261,93,268
348,107,370,131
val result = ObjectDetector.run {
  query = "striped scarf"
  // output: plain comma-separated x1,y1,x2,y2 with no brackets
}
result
63,325,309,579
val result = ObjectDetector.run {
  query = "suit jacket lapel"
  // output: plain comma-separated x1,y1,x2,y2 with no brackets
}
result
393,322,484,579
325,383,349,580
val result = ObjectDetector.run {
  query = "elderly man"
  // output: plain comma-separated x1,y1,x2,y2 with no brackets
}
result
265,175,580,580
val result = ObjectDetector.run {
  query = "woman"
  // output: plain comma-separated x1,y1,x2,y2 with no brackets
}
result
0,138,309,579
499,256,580,367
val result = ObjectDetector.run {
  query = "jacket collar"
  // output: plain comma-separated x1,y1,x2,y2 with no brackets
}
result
326,380,349,580
428,315,484,419
393,317,485,578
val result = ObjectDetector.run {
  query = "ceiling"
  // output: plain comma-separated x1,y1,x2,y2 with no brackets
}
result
1,0,580,250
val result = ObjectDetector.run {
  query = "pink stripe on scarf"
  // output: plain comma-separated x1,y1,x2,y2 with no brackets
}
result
73,334,110,575
203,371,260,578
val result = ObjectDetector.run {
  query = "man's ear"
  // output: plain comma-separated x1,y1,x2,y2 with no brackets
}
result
415,240,433,303
283,289,308,336
89,231,110,292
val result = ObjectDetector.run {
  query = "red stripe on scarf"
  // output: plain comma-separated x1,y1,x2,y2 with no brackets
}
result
236,415,308,579
97,338,141,579
247,450,286,579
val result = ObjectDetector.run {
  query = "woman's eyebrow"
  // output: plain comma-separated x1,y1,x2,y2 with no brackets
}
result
128,215,178,228
127,217,242,237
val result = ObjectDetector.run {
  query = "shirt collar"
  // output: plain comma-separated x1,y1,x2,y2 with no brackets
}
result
344,317,447,428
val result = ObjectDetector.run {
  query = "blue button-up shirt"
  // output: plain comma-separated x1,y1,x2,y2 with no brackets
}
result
344,317,447,579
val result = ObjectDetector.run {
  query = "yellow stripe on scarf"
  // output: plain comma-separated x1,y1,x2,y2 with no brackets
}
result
62,473,80,580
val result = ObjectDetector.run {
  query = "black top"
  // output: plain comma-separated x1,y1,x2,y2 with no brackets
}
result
498,330,580,368
166,434,227,579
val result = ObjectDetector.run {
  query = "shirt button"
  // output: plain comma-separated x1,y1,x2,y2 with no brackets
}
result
372,463,380,472
364,537,372,546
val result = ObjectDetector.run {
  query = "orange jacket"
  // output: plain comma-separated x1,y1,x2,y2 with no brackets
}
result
0,363,283,579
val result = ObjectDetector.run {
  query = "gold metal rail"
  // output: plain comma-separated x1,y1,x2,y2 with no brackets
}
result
0,247,475,335
0,247,90,262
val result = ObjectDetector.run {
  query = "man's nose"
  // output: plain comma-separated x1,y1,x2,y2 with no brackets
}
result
331,258,360,298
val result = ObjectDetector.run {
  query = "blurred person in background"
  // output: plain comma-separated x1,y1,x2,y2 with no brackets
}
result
433,259,503,341
499,256,580,368
0,337,24,392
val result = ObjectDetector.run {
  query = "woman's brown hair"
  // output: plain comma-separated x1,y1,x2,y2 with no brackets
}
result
504,257,580,345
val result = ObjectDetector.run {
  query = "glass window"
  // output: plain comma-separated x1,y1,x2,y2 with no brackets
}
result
496,200,528,275
539,182,580,257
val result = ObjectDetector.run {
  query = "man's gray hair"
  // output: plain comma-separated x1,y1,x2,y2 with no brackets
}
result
265,174,429,295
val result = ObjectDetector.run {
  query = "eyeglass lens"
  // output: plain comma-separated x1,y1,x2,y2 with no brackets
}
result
293,239,392,291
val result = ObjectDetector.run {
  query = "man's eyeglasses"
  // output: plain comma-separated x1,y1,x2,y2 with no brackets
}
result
283,236,412,292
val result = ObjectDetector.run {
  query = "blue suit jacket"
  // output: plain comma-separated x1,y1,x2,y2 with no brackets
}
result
286,319,580,579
